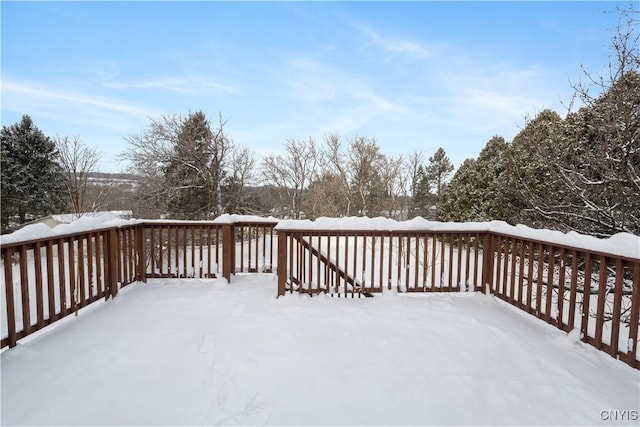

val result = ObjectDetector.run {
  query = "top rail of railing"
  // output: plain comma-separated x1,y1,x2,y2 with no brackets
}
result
0,215,281,249
0,221,143,250
275,217,640,261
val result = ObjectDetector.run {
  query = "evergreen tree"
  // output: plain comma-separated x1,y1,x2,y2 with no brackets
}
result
522,3,640,236
164,111,215,219
436,158,479,222
505,109,563,228
408,165,431,218
538,72,640,236
438,136,511,222
1,115,65,231
426,147,454,201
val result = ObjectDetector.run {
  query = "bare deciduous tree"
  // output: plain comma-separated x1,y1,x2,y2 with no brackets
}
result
55,136,106,215
379,154,405,219
321,133,353,216
262,137,318,219
223,145,257,214
119,114,182,216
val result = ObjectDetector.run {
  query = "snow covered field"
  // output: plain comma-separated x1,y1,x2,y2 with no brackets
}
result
2,274,638,426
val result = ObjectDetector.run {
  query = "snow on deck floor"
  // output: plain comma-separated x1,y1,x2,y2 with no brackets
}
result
2,275,638,426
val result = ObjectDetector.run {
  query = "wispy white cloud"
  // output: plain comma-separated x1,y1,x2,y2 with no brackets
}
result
276,55,416,145
435,63,561,132
103,78,194,94
355,23,431,59
350,87,411,115
285,58,337,102
103,76,245,96
2,80,156,118
290,77,337,102
0,79,163,144
285,56,410,114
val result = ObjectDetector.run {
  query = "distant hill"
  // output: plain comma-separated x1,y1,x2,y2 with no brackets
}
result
87,172,142,187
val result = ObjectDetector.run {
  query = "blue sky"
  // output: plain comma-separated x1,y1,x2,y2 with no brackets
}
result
1,1,626,173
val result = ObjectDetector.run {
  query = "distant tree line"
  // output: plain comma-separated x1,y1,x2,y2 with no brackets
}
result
1,4,636,237
260,134,452,220
118,111,454,222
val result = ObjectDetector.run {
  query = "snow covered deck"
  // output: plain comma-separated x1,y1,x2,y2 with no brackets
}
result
2,274,638,426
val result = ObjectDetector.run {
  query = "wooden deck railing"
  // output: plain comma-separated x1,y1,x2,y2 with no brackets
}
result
275,220,639,369
0,217,277,349
0,223,143,348
276,230,486,297
1,216,638,369
486,232,640,368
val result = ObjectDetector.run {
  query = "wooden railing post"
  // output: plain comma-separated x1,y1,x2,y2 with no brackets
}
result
481,233,495,294
105,228,119,299
3,248,17,348
277,231,287,297
136,224,147,283
222,223,235,282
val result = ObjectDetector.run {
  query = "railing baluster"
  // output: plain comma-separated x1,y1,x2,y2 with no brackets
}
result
525,242,534,313
326,234,332,292
473,234,480,290
78,236,86,307
627,262,640,367
494,238,503,297
96,233,103,297
448,234,454,291
289,234,294,294
517,240,525,309
405,235,411,292
317,234,322,292
509,239,517,303
277,231,286,297
557,248,566,329
182,226,187,278
19,245,31,335
431,235,437,291
269,227,274,273
377,235,383,291
34,242,44,329
464,234,470,291
581,253,593,342
173,226,179,277
567,251,579,330
46,240,55,321
535,244,544,317
545,245,555,323
594,255,608,349
343,234,349,298
609,259,624,358
456,234,463,290
501,237,509,299
87,233,94,302
308,232,313,292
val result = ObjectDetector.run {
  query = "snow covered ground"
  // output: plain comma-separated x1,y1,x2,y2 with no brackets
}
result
2,274,638,426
